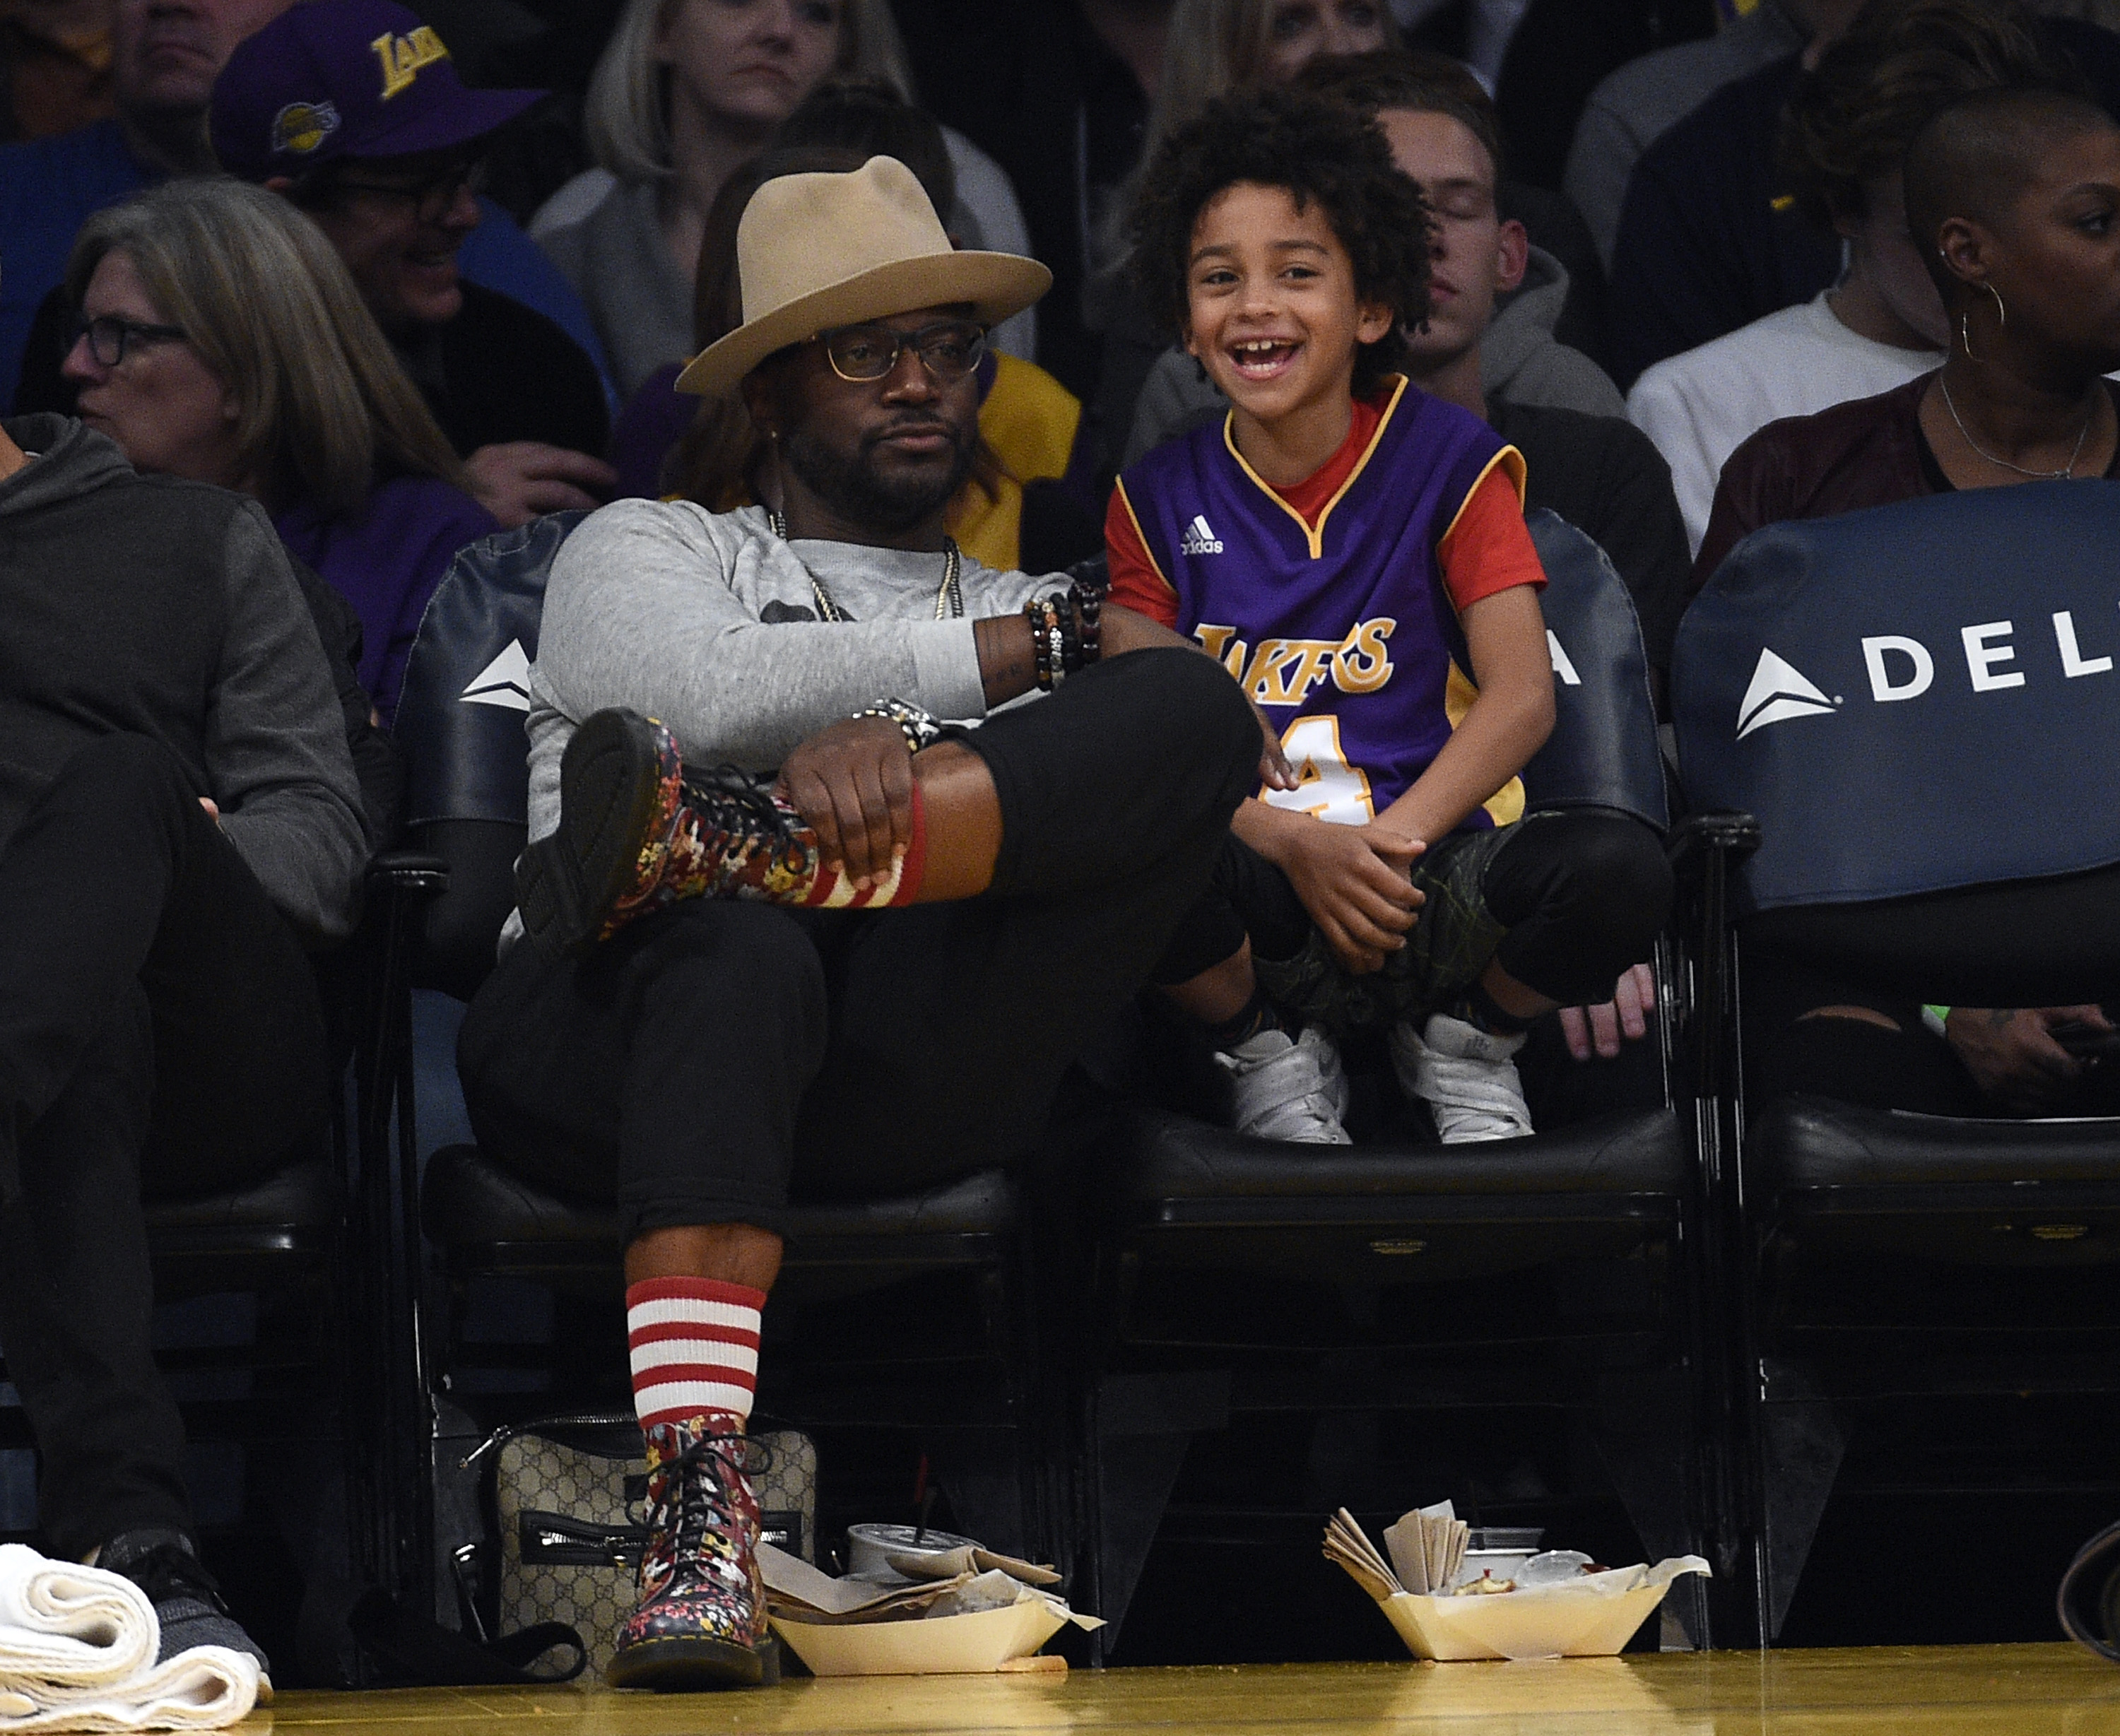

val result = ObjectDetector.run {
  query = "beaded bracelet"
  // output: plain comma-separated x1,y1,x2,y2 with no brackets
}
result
1043,596,1070,686
1024,596,1054,690
854,697,945,756
1025,587,1099,691
1069,575,1103,665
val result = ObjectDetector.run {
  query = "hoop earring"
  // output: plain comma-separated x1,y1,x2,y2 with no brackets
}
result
1960,283,2007,364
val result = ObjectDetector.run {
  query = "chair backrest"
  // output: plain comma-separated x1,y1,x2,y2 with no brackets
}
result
392,511,586,998
1673,482,2120,912
1518,509,1668,830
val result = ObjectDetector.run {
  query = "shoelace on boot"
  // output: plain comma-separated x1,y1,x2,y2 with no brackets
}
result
640,1431,771,1557
677,766,801,839
606,764,813,932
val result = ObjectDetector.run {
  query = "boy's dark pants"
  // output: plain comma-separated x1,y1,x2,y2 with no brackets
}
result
1153,810,1673,1032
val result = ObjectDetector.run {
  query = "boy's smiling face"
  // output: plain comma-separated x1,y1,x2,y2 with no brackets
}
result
1182,181,1396,431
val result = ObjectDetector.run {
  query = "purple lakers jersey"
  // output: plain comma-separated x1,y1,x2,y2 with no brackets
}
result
1114,376,1527,829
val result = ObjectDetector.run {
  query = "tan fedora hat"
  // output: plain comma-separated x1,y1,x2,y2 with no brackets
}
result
675,155,1052,400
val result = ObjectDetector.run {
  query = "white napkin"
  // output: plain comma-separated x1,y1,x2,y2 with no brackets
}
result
0,1547,258,1730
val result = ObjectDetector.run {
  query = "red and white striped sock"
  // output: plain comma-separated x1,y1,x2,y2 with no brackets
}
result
625,1277,765,1431
799,779,929,909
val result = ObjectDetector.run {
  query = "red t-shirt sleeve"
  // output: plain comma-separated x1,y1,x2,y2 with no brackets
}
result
1102,480,1179,629
1436,461,1546,613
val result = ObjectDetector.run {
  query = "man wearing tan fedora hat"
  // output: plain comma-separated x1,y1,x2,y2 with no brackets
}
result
458,155,1278,1691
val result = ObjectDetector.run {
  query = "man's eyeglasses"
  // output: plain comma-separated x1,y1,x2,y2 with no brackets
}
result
70,314,188,367
329,157,488,224
816,320,987,384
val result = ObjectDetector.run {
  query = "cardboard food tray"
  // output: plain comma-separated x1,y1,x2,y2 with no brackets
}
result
770,1599,1070,1677
1377,1566,1699,1663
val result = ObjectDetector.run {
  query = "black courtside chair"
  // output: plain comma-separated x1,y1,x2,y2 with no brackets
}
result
1081,512,1712,1659
1674,482,2120,1646
379,516,1053,1626
0,861,427,1624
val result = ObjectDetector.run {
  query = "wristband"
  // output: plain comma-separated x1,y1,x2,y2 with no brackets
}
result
1922,1005,1952,1038
854,698,943,756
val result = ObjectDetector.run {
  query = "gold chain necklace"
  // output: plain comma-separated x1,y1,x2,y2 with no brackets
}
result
1938,374,2097,482
766,509,962,622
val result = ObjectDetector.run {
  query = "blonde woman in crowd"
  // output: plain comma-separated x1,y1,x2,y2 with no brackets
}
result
530,0,1035,396
60,178,495,723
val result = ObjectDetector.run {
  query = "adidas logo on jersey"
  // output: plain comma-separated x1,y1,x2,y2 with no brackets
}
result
1179,514,1223,555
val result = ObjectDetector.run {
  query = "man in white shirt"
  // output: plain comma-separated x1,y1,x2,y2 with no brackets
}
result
1627,196,1943,555
1619,0,2067,555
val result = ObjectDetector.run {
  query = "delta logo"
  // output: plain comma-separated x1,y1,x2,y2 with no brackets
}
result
1733,606,2119,740
459,639,531,711
372,26,450,100
270,100,340,156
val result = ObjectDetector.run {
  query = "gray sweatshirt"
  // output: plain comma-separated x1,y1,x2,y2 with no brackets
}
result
0,415,367,940
524,499,1063,849
1482,247,1625,421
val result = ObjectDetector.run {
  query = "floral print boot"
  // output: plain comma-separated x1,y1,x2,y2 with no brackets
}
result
515,708,820,954
605,1414,777,1690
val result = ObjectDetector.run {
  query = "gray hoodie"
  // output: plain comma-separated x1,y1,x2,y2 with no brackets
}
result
1123,245,1622,467
0,414,367,940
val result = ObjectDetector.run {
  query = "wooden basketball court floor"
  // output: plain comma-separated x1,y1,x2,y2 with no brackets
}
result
251,1644,2120,1735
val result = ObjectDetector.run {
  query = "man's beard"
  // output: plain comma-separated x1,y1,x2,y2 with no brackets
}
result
779,419,975,536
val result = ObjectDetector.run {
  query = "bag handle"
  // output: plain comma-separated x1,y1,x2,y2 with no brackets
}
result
299,1573,588,1688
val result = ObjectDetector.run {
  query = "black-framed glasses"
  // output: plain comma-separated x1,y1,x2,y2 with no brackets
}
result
817,320,987,384
330,156,488,223
70,314,189,367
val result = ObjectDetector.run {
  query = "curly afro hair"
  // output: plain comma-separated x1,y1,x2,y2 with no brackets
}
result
1126,85,1433,394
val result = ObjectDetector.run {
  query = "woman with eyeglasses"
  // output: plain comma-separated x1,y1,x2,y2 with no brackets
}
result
60,178,496,724
530,0,1036,399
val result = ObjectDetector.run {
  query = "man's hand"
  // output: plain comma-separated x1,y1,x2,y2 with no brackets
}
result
775,716,916,887
463,442,618,529
1269,813,1424,974
199,796,221,827
1948,1005,2112,1110
1560,962,1656,1061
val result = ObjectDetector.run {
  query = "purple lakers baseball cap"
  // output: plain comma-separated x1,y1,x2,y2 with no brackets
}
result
210,0,542,179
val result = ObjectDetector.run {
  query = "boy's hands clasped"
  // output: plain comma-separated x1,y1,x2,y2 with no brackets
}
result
1249,804,1428,976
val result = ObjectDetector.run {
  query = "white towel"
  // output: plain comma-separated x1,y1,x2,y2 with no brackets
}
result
0,1547,258,1731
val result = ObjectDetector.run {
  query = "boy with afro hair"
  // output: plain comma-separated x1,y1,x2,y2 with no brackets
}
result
1110,88,1671,1143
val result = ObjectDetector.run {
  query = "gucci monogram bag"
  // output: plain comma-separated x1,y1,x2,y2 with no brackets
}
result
485,1414,817,1678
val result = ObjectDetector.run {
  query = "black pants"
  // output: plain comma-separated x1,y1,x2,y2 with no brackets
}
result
459,649,1259,1239
1152,808,1673,1026
0,736,331,1558
1742,862,2120,1115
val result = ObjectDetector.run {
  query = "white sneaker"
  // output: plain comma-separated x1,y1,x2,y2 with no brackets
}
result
1391,1012,1533,1143
1213,1025,1353,1145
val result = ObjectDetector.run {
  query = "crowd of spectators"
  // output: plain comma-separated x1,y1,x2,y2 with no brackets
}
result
4,0,2119,1694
